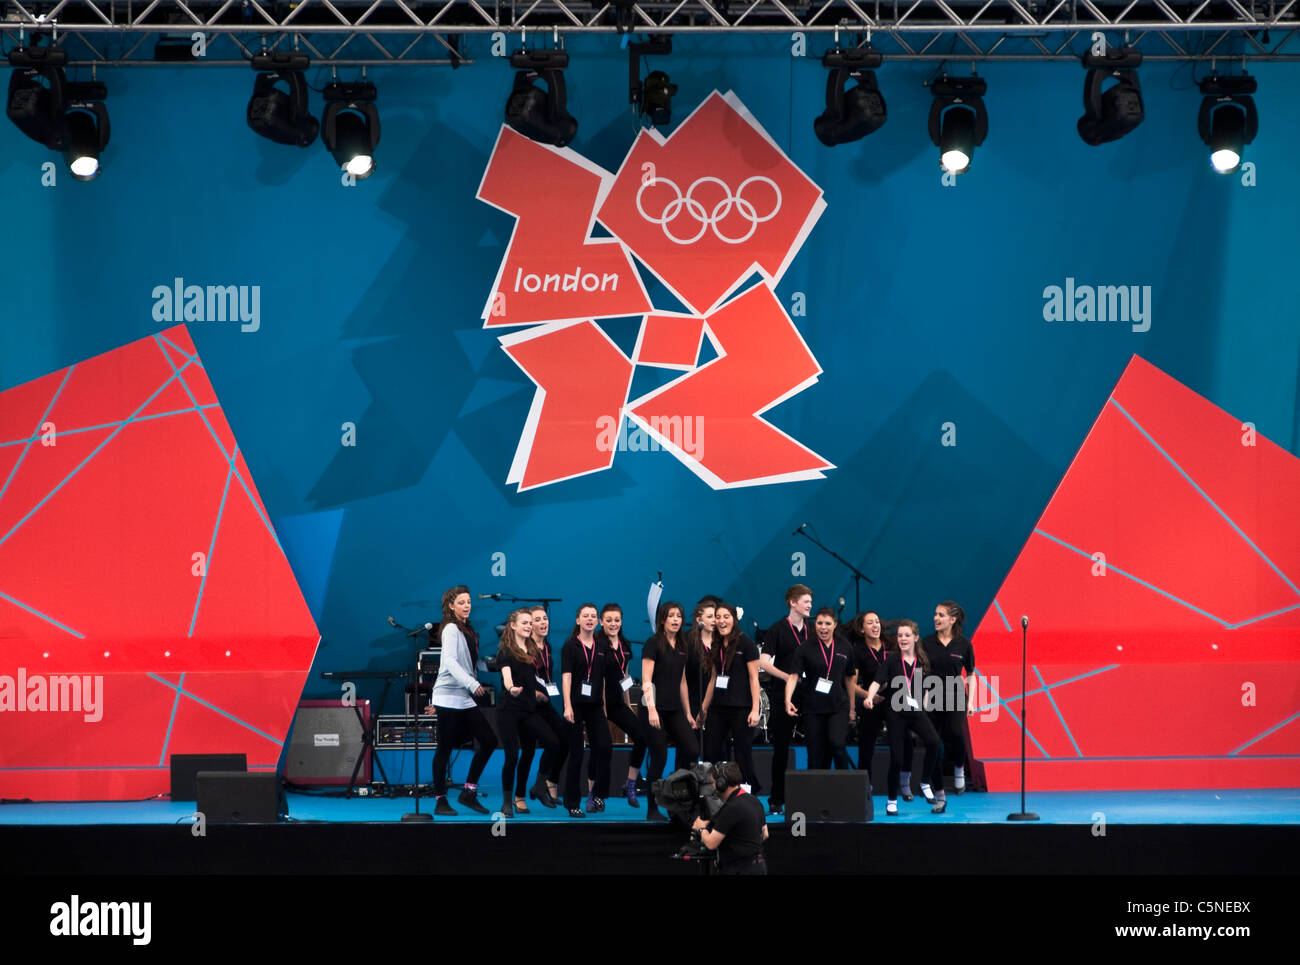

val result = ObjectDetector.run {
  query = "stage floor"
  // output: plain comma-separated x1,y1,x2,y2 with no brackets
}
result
1,787,1296,826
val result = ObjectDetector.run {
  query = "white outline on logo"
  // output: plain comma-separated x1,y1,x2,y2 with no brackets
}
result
635,175,783,245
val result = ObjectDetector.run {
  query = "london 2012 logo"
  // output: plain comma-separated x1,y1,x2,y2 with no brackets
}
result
477,90,834,492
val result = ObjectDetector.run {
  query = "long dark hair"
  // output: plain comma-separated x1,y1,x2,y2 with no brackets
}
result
713,601,743,671
599,602,632,653
937,600,966,635
896,618,930,672
688,598,717,671
498,608,539,663
652,601,686,654
440,584,479,662
565,602,599,645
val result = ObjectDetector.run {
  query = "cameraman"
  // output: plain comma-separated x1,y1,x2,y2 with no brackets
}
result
691,762,768,875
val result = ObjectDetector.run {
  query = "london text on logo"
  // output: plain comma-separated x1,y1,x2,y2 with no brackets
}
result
476,91,834,491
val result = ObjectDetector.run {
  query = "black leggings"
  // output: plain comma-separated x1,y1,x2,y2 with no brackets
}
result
929,707,968,771
803,710,853,770
518,701,571,789
564,703,612,809
767,688,796,803
605,701,647,793
431,705,498,797
886,708,941,799
498,707,560,800
705,705,758,789
856,701,912,784
640,705,699,800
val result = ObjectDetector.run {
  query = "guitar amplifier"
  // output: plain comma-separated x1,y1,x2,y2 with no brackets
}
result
284,699,371,786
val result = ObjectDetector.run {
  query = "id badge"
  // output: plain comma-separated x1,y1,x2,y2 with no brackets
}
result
716,675,730,690
620,675,634,692
546,682,560,697
815,677,833,694
581,682,593,697
905,694,920,710
535,675,549,689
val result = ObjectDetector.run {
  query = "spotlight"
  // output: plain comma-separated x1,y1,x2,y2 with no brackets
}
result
1077,46,1144,145
322,81,380,179
928,75,987,175
6,64,66,149
814,47,886,146
61,86,110,181
1198,74,1258,174
629,36,676,127
248,52,317,148
6,48,110,181
506,49,577,147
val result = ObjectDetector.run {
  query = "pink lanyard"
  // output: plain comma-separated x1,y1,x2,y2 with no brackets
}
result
538,644,551,679
581,641,596,681
902,657,916,693
818,637,835,676
610,639,627,676
787,618,808,646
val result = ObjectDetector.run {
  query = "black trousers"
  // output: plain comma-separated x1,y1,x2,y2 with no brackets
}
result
605,701,647,794
518,700,571,789
886,707,941,799
803,710,853,770
639,705,699,807
929,706,968,771
498,707,560,800
705,705,759,790
856,701,912,784
766,687,796,803
565,703,612,809
431,705,498,797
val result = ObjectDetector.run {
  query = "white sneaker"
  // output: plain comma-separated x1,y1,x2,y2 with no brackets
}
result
886,800,898,816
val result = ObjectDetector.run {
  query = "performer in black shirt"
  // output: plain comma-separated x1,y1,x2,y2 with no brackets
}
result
517,605,568,808
922,600,978,794
759,584,812,815
595,603,647,809
847,611,896,787
864,619,946,815
495,609,560,817
692,762,768,875
704,602,762,790
684,598,718,729
639,601,699,821
560,603,612,818
785,607,855,769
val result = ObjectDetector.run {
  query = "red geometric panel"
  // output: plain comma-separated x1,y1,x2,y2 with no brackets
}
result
634,314,706,370
0,325,319,801
971,356,1300,791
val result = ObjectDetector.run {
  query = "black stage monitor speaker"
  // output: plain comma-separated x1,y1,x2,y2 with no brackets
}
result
786,769,873,822
169,753,247,800
196,771,283,824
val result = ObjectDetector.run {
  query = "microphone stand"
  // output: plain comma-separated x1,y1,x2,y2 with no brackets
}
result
793,528,873,613
1007,616,1039,821
389,618,435,823
479,592,563,611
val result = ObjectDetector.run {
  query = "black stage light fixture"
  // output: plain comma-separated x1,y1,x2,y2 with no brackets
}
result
1198,74,1258,174
1077,46,1144,145
322,80,380,179
629,35,675,127
62,82,110,180
247,52,318,147
7,64,66,149
506,49,577,147
814,47,886,146
928,75,987,175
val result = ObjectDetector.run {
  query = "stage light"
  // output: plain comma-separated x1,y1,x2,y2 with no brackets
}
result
1077,47,1144,146
322,81,380,179
928,75,987,175
62,102,109,180
6,64,66,149
1198,74,1258,174
247,52,318,148
814,47,886,147
629,36,676,127
7,48,111,181
506,49,577,147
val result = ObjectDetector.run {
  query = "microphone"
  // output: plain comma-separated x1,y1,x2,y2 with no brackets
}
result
1021,615,1029,629
478,593,501,600
791,522,807,536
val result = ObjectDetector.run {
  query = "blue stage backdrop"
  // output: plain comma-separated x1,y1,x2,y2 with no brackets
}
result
1,37,1296,707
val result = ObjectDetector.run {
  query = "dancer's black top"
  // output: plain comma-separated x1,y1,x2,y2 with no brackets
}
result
789,634,853,713
602,635,637,707
921,633,975,684
498,653,540,713
851,639,889,708
561,637,608,706
712,634,760,708
642,634,688,713
685,641,714,714
872,652,930,712
762,617,809,696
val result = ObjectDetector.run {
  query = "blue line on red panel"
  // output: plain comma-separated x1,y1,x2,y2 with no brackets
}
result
157,671,186,766
157,332,202,367
0,360,196,550
980,753,1300,762
0,364,74,504
189,456,235,637
1033,664,1082,757
1229,709,1300,756
990,663,1121,707
0,405,222,448
0,588,83,637
145,673,284,747
150,336,282,552
992,599,1012,632
972,669,1048,758
1107,396,1300,600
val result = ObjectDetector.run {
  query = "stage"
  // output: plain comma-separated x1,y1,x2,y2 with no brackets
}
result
3,788,1296,875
